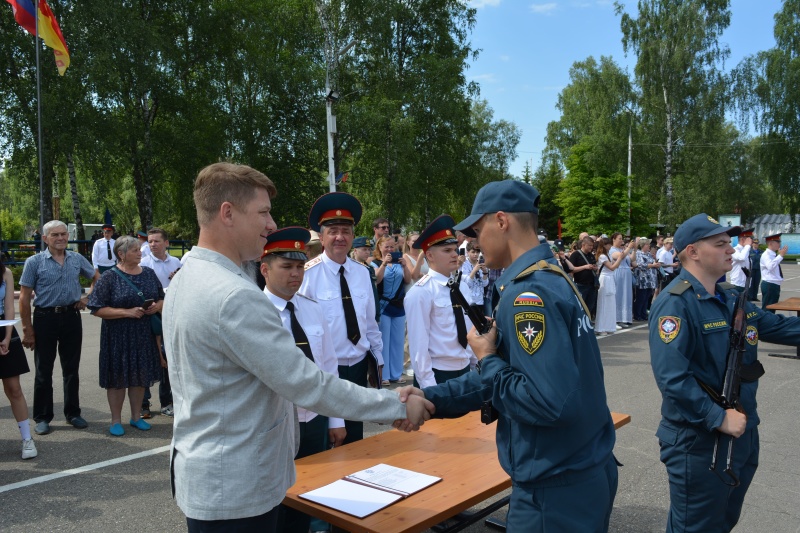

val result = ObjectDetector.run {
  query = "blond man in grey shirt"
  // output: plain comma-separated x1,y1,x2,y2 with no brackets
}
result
163,163,433,532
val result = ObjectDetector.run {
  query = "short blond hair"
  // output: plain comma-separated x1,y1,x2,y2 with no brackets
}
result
194,162,277,226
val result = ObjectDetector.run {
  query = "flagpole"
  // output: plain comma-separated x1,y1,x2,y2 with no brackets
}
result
35,0,45,248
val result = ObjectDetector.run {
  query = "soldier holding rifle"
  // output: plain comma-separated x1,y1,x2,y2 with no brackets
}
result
649,214,800,532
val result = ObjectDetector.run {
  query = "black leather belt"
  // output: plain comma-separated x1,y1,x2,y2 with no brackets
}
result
35,305,78,314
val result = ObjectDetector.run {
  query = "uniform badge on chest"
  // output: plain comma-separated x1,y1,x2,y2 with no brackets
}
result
515,311,545,355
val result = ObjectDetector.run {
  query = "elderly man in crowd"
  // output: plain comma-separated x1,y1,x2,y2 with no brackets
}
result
19,220,99,435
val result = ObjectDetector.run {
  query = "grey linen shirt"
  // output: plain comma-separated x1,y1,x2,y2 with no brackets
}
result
163,246,406,521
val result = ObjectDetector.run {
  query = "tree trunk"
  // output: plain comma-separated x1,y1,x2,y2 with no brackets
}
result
662,83,674,222
131,95,157,231
66,150,85,240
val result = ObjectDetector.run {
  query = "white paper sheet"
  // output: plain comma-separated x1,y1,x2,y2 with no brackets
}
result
345,463,441,496
299,478,402,518
0,319,20,327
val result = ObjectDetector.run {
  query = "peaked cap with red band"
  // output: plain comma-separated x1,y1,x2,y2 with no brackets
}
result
261,226,310,261
308,192,363,232
414,214,459,252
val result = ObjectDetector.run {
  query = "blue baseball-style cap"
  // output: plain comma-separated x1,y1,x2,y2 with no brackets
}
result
352,236,374,249
673,213,741,253
308,192,363,232
453,180,540,238
261,226,310,261
414,215,458,251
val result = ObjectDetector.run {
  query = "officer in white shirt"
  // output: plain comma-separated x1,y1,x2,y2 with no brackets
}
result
299,192,383,445
405,215,476,389
729,228,754,290
91,224,117,273
760,233,788,312
261,226,345,533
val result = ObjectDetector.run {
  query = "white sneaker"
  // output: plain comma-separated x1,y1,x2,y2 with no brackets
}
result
22,439,38,460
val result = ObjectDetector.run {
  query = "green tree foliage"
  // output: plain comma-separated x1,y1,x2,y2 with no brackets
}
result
557,141,648,240
615,0,732,224
1,0,518,238
545,56,636,177
532,156,563,237
732,0,800,214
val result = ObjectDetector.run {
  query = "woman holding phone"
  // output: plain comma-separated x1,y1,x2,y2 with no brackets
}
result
371,237,411,385
88,236,163,436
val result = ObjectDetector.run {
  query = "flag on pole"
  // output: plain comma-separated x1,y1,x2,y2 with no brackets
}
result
5,0,70,75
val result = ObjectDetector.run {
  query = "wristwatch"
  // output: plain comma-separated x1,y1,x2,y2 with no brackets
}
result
475,354,498,375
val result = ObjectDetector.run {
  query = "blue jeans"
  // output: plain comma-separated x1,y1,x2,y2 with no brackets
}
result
379,313,406,381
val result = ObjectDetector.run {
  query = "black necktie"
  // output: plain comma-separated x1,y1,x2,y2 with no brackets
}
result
450,287,468,348
339,266,361,345
107,240,112,260
285,301,314,362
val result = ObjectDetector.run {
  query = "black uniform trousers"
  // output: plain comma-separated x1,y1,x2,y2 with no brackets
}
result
337,356,368,445
32,307,83,423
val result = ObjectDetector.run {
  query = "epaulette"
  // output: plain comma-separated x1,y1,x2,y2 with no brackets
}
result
350,258,369,269
717,282,737,292
415,274,431,286
296,293,317,303
668,280,692,295
304,256,322,271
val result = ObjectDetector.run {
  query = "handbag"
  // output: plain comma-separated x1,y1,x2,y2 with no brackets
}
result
111,267,162,336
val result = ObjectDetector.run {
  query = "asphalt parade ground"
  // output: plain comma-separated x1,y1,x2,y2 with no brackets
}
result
1,265,798,532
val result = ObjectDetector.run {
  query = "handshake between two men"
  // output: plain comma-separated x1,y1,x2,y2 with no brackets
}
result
392,388,436,432
389,322,498,432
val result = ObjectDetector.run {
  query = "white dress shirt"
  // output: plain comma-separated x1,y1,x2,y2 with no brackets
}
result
264,289,344,429
405,269,476,388
656,247,674,273
91,237,116,268
299,252,383,366
140,241,152,258
729,244,751,287
760,249,784,285
140,253,182,289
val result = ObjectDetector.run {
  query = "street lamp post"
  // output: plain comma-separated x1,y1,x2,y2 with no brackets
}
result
326,40,357,192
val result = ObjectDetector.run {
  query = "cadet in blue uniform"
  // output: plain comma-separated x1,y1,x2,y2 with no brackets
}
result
400,181,618,531
649,214,800,532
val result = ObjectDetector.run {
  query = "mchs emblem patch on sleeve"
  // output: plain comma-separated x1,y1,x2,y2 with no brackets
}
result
515,312,545,355
658,316,681,344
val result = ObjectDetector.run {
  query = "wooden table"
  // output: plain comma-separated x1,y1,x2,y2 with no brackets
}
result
283,411,631,533
766,297,800,360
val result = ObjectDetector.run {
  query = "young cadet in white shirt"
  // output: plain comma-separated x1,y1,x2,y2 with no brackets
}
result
137,231,152,258
760,233,788,312
260,227,345,533
91,223,117,273
405,215,476,389
299,192,384,445
729,228,754,290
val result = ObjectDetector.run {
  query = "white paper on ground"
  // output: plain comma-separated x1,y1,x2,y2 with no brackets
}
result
299,478,402,518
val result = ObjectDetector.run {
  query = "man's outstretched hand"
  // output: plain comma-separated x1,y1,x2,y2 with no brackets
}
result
393,387,435,432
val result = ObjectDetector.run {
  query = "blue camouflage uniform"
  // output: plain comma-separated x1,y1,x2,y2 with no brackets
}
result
423,226,618,531
649,214,800,532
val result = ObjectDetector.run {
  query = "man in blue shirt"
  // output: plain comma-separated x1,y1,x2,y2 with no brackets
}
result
399,181,618,531
19,220,98,435
649,213,800,532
